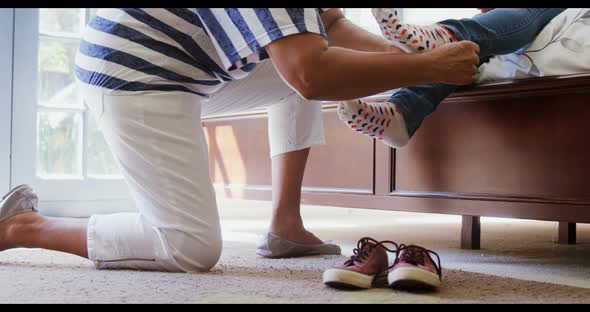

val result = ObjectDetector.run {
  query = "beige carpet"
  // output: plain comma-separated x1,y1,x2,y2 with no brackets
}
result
1,199,589,304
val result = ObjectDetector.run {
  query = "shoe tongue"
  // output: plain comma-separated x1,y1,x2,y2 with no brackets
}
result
406,245,424,253
400,246,425,265
343,241,377,267
360,240,378,253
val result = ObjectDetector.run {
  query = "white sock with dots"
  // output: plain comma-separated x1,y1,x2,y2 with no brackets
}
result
337,99,410,148
372,8,458,52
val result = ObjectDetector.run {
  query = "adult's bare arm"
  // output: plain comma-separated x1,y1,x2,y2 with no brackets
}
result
265,32,479,101
320,8,401,53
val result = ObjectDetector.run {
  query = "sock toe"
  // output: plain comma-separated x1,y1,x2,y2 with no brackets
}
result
338,99,411,148
371,8,389,21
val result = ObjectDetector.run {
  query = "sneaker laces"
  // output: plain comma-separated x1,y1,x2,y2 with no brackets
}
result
344,237,398,266
393,244,442,278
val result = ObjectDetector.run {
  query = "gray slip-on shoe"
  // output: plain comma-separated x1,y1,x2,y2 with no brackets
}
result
256,232,341,258
0,184,38,223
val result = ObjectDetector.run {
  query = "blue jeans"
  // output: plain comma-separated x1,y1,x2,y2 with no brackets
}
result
390,8,565,137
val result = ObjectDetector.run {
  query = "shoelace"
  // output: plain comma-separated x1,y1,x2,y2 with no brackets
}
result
344,237,399,266
393,244,442,278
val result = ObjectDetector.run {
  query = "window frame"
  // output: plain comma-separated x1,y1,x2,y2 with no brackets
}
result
0,9,15,194
10,8,132,217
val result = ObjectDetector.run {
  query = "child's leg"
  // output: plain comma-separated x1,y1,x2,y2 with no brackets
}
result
372,8,458,51
375,8,564,56
387,83,458,138
339,9,564,148
338,83,457,147
440,9,565,58
337,98,410,147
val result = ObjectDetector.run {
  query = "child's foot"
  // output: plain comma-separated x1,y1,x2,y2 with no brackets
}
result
372,8,458,52
337,99,410,148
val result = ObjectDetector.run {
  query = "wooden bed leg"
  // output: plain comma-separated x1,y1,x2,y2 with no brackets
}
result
557,222,576,245
461,216,481,250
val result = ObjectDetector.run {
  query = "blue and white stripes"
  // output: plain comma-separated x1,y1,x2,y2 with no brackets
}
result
75,8,328,97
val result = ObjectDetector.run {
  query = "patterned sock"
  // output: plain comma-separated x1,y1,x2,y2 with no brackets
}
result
372,8,458,52
337,99,410,148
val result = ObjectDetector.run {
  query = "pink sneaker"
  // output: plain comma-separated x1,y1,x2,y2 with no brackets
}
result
388,244,442,289
323,237,398,289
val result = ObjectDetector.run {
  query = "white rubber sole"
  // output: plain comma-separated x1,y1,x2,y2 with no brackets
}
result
323,268,375,289
388,267,441,289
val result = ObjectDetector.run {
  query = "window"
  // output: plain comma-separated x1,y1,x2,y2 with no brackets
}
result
401,8,480,24
11,9,129,217
342,8,382,35
37,9,118,179
0,9,14,194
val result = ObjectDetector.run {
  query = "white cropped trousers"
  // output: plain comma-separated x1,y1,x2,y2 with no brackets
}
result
81,60,326,272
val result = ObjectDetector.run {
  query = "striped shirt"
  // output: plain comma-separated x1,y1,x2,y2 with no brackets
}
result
75,8,330,97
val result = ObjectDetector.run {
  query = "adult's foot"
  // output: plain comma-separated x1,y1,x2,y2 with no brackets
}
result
0,212,41,252
0,185,39,251
256,232,341,258
270,222,323,245
257,222,341,258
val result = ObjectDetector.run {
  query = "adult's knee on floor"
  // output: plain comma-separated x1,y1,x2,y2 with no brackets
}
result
159,227,223,272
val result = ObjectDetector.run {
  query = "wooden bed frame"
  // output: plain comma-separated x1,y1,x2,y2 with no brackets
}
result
202,73,590,249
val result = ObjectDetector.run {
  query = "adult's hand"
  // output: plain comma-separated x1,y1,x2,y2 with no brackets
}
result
426,41,481,85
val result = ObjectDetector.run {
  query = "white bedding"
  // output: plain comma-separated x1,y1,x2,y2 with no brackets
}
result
476,9,590,83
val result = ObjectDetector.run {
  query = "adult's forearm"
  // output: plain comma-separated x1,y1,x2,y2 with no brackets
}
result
327,15,398,53
305,47,438,101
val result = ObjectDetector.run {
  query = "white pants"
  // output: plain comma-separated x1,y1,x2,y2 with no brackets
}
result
82,60,325,272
